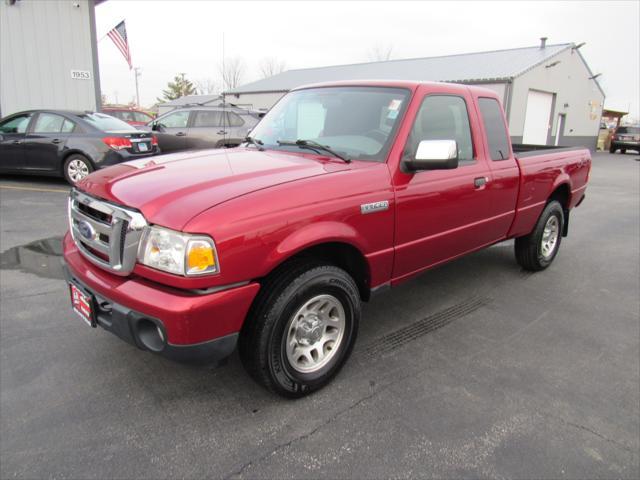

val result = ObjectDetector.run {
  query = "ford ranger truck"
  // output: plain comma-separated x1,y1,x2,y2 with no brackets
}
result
63,81,591,397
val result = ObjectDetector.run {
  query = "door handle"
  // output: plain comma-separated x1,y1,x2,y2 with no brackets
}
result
217,130,227,135
51,139,62,144
474,177,488,188
13,140,22,144
175,132,186,137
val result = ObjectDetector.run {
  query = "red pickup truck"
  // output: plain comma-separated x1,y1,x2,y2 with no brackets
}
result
63,81,590,397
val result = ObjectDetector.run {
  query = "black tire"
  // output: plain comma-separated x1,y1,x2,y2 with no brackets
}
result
609,144,616,153
514,200,564,271
621,148,626,154
239,262,360,398
63,154,93,185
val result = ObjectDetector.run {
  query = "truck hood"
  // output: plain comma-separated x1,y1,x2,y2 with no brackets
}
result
78,148,346,230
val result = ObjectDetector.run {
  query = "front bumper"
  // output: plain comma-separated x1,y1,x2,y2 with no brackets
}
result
63,233,260,364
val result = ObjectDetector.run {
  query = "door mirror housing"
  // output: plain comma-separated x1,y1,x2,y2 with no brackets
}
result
403,139,459,171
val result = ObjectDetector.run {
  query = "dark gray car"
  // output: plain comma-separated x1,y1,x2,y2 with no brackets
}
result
146,106,260,153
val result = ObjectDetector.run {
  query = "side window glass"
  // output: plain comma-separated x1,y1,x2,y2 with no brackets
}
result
403,95,474,164
33,113,65,133
193,111,223,128
0,114,31,134
478,97,511,160
158,111,190,128
226,112,244,127
61,119,76,133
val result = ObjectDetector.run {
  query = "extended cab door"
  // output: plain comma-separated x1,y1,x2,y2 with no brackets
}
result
392,86,506,281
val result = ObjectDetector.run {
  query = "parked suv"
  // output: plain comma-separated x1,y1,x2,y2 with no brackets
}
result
609,126,640,154
145,105,260,153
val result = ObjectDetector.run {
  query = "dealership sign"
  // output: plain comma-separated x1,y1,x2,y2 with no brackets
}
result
70,70,92,80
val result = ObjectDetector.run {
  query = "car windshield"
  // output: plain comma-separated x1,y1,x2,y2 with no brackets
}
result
250,86,410,162
617,127,640,134
78,113,137,132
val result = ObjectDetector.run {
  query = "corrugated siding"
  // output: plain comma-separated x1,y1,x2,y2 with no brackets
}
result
0,0,97,116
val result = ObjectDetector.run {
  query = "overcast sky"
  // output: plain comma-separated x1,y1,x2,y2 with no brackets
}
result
96,0,639,118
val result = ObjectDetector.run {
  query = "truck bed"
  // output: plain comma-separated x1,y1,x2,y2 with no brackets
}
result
508,145,591,238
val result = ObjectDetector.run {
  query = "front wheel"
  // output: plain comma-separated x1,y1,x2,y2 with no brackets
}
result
515,200,564,271
239,263,360,397
609,144,616,153
63,154,93,185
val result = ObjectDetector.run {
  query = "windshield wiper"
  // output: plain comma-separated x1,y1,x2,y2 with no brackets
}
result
245,136,265,151
277,139,350,163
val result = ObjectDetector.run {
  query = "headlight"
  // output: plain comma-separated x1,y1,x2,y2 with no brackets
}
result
137,226,219,276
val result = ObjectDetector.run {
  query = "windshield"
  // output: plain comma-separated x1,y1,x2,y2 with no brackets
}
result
78,113,138,132
617,127,640,134
250,86,410,162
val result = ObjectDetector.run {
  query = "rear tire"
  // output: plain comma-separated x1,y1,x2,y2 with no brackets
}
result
63,154,93,185
239,262,360,398
515,200,564,271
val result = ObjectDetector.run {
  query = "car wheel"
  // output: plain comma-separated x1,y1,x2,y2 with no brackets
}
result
63,154,93,185
621,148,626,154
239,262,360,398
609,144,616,153
514,200,564,271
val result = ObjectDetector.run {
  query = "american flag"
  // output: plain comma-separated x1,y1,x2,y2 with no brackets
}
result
107,20,132,70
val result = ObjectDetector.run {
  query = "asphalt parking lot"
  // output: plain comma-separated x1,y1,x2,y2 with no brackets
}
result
1,152,638,479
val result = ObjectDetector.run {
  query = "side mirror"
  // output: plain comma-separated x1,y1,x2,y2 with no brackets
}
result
151,121,163,132
403,140,459,171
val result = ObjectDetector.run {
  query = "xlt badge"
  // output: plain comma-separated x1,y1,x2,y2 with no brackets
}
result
360,200,389,214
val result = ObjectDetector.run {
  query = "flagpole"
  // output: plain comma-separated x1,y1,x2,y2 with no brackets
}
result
134,67,141,107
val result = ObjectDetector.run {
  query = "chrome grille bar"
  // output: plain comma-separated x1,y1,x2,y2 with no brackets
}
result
68,189,147,276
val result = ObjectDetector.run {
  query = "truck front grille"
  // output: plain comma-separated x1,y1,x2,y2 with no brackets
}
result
68,189,147,276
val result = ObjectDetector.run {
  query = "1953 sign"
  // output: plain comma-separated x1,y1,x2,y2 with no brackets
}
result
70,70,92,80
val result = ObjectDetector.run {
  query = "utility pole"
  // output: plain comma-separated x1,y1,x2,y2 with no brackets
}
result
134,67,142,107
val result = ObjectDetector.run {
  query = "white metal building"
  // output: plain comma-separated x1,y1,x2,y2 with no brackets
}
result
0,0,103,117
224,40,605,148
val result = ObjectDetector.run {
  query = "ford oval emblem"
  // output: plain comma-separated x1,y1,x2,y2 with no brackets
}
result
77,220,96,241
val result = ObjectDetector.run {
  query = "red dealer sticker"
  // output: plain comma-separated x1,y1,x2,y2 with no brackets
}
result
69,284,94,327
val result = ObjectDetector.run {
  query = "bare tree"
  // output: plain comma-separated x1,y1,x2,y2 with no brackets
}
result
367,44,394,62
259,57,287,78
219,57,245,91
195,77,218,95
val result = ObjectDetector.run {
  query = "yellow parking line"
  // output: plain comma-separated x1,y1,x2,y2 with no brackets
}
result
0,184,69,193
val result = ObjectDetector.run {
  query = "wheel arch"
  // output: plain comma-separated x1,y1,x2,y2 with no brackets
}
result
262,237,372,302
548,182,571,236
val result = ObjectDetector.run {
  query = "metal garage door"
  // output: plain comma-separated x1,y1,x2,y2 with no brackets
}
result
522,90,554,145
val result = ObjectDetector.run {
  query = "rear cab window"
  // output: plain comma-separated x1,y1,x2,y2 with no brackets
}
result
477,97,511,160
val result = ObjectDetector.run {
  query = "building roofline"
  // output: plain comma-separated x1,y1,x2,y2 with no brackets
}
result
264,42,573,76
226,43,572,95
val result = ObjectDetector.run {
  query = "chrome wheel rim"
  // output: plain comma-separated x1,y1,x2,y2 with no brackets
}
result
541,215,560,259
67,159,89,183
285,294,346,373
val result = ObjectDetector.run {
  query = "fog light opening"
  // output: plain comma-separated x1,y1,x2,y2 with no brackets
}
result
136,319,166,352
